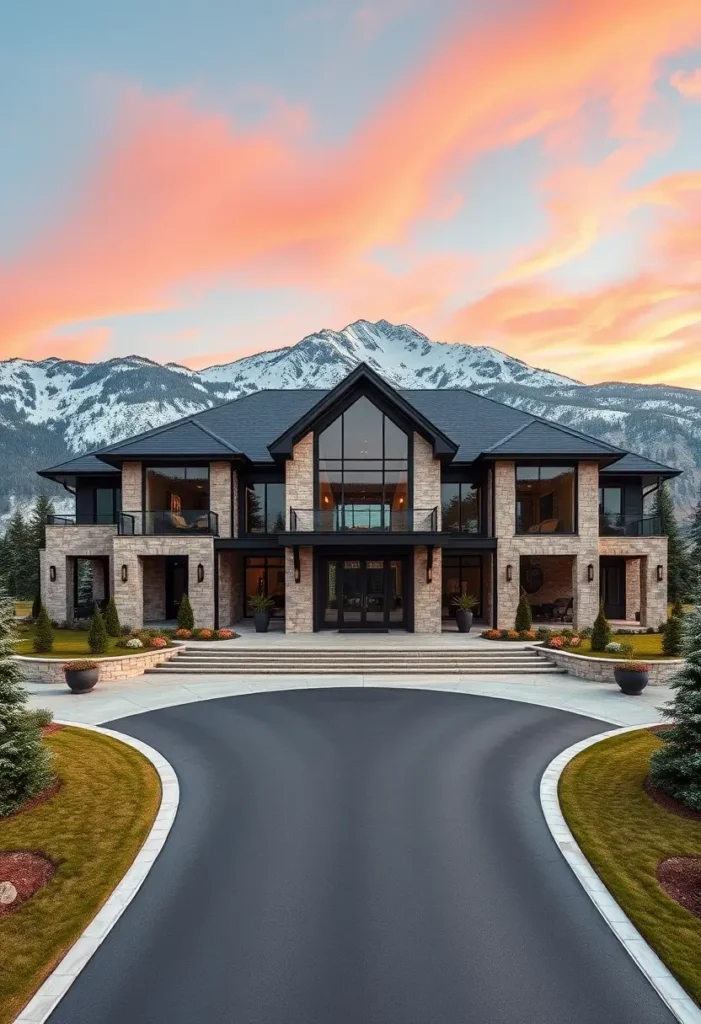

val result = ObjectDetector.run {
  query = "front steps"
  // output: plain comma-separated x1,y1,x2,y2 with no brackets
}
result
148,646,559,676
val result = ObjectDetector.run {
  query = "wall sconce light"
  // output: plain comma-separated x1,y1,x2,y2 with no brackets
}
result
506,564,513,582
49,565,56,582
293,546,301,584
197,563,205,583
426,546,434,584
657,564,664,582
121,564,128,583
587,563,594,582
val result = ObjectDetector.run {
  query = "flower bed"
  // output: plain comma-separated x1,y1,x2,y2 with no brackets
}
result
174,628,238,642
481,629,537,642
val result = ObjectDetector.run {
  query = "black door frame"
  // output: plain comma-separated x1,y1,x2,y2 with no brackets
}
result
315,552,411,630
600,556,626,619
165,556,189,621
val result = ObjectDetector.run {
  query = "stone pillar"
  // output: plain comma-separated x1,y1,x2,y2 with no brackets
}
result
218,550,244,625
625,558,641,621
113,548,143,628
413,546,442,633
413,432,441,528
574,463,600,630
231,468,240,537
188,546,216,627
285,546,314,632
641,552,668,628
210,462,232,537
285,433,314,529
121,462,142,512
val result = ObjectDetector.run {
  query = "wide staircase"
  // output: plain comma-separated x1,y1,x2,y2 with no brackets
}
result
148,645,559,676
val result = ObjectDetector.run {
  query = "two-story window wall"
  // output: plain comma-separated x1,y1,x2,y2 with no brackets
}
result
515,465,575,534
441,482,481,533
317,396,409,530
245,482,285,533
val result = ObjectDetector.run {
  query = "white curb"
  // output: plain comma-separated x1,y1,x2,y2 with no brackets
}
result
541,723,701,1024
15,721,179,1024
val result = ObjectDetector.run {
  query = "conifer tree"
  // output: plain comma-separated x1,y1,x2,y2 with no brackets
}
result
653,482,691,603
88,607,108,655
591,602,611,651
33,604,54,653
515,592,533,631
28,495,55,600
663,608,684,657
0,591,53,816
177,593,195,630
689,497,701,599
103,596,121,637
5,510,32,601
650,606,701,810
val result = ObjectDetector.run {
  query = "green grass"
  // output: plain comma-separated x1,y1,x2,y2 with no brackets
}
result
14,601,32,618
0,726,160,1022
576,633,674,660
560,730,701,1006
13,625,125,659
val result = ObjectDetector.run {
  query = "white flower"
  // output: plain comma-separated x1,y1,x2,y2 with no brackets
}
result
126,638,143,649
605,642,622,652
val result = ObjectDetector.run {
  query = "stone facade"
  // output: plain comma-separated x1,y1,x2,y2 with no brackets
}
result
285,432,314,529
625,558,641,621
40,525,116,622
16,644,185,684
121,462,141,510
598,536,668,628
413,432,441,528
285,545,314,632
218,549,244,625
231,468,239,537
210,461,232,537
142,557,166,621
413,546,442,633
112,536,215,628
536,646,680,685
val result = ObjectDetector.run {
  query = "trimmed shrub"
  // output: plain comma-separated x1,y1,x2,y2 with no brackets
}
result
663,611,684,657
177,593,194,630
87,608,108,655
32,707,54,728
33,604,54,653
31,593,41,619
103,597,121,638
591,603,611,652
514,593,533,632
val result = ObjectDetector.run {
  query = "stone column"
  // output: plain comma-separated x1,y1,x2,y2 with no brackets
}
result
285,546,314,632
285,433,314,529
574,463,600,630
231,468,240,537
625,558,641,621
113,546,143,628
413,546,442,633
218,550,244,625
121,462,142,513
210,461,232,537
413,432,441,528
641,550,668,628
188,543,216,627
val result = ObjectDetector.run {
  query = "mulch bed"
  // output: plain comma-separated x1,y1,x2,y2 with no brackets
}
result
0,852,56,919
658,858,701,920
644,776,701,823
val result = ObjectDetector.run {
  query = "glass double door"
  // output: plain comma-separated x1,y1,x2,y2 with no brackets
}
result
322,558,405,628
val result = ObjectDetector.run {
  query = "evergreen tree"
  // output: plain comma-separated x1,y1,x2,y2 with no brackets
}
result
177,593,194,630
33,604,54,653
28,494,55,601
653,482,691,603
689,497,701,599
88,607,108,655
0,591,53,816
649,606,701,810
591,602,611,651
4,510,33,601
515,592,533,631
103,596,121,638
663,609,684,657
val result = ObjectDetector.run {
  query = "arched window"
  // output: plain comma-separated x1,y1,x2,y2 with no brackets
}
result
317,396,409,529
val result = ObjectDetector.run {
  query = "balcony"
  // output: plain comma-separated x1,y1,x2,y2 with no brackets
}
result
599,513,661,537
118,510,219,536
47,514,118,526
289,507,438,533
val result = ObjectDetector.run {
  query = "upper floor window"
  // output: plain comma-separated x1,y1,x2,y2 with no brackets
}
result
95,486,121,524
317,396,408,529
245,482,285,533
441,483,481,533
515,465,575,534
145,466,210,512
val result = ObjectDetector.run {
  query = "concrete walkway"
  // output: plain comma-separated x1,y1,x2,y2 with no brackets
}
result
24,671,672,728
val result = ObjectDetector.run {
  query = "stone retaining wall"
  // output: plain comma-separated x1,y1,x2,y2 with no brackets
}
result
15,643,185,684
535,645,682,685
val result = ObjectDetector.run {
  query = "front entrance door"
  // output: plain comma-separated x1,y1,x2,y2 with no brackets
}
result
321,558,406,629
165,556,188,620
600,558,626,619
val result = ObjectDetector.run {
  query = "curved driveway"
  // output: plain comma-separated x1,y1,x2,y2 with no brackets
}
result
49,688,674,1024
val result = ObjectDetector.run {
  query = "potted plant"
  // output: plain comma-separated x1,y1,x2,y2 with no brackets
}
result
248,594,275,633
614,661,650,696
63,660,99,693
451,593,478,633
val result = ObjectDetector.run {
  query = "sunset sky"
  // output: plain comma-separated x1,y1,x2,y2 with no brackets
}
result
2,0,701,385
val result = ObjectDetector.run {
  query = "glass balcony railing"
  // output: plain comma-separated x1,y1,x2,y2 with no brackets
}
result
47,514,118,526
118,510,219,536
289,506,438,532
599,514,662,537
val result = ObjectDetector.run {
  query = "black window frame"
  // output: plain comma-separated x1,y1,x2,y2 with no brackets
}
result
440,481,482,534
514,463,577,535
243,481,286,535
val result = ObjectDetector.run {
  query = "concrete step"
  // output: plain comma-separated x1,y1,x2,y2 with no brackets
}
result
177,649,543,660
147,665,561,675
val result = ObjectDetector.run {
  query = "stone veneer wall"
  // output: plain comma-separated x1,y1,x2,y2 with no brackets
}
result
598,536,667,628
142,558,166,621
16,644,185,684
121,462,142,510
113,536,215,628
413,432,441,529
210,461,232,537
536,646,680,685
285,546,314,632
231,468,239,537
41,525,116,622
626,558,641,621
520,555,575,606
413,546,442,633
494,461,601,630
218,549,244,625
285,432,314,528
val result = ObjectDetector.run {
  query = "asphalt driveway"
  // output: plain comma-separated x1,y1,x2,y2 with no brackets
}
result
48,688,675,1024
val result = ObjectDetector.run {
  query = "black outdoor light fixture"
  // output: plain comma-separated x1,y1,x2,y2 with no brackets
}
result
426,546,434,584
197,563,205,583
49,565,56,582
587,563,595,582
121,564,128,583
657,564,664,582
506,564,513,582
293,546,301,583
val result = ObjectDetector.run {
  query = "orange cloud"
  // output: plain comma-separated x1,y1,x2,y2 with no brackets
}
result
670,68,701,98
1,0,700,363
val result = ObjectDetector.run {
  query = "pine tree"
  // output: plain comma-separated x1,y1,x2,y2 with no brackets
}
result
591,602,611,651
88,608,108,655
689,497,701,600
649,606,701,810
663,610,684,656
0,591,53,816
653,482,691,603
28,494,55,601
515,592,533,631
177,593,195,630
33,604,54,653
103,596,121,638
5,510,32,601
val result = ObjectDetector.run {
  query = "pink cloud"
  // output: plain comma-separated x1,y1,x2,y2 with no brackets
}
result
670,68,701,98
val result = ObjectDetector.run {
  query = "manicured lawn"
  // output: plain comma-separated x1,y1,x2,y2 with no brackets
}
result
559,730,701,1007
0,726,160,1023
14,601,32,618
13,625,124,659
576,633,673,660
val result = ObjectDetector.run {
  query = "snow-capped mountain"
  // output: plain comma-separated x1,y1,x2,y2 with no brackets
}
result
0,319,698,517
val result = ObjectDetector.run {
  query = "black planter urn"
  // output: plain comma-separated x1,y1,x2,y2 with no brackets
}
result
455,610,473,633
64,668,99,693
614,667,649,695
254,611,271,633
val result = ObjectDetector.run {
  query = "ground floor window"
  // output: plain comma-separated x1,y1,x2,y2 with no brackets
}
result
244,556,285,617
442,555,483,619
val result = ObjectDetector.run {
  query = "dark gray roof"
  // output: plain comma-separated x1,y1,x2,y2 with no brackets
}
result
38,453,120,478
600,453,680,477
102,418,241,458
482,419,620,457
